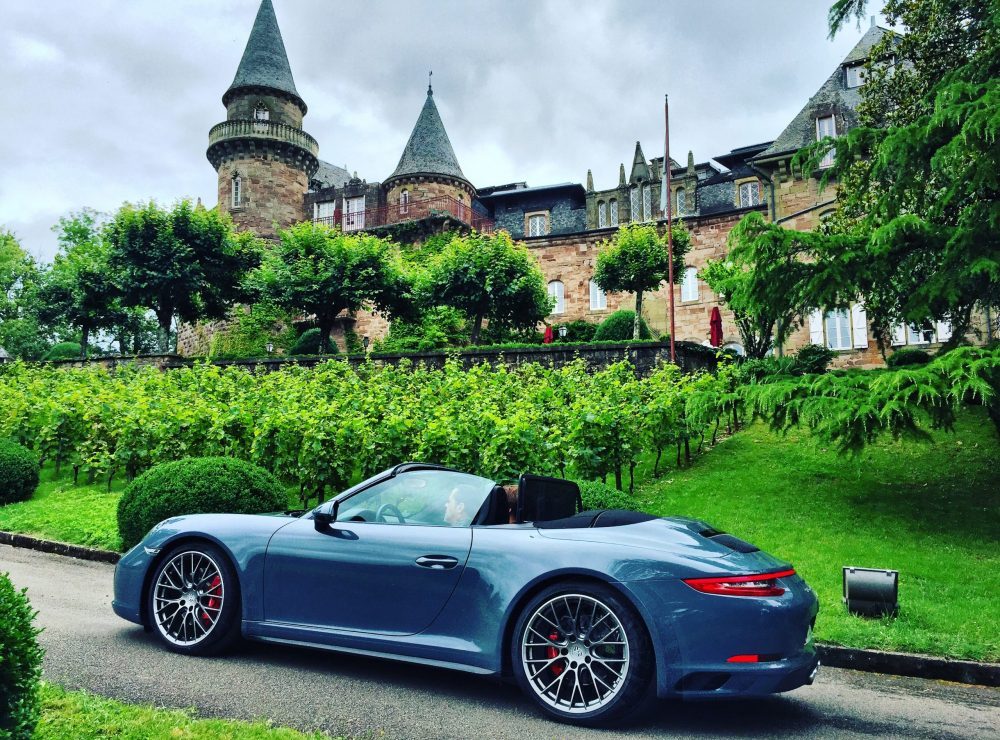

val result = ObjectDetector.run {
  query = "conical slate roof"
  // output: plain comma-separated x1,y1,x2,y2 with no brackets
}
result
225,0,305,111
388,85,468,183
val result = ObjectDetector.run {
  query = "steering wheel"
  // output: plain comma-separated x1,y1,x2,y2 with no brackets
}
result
376,503,407,524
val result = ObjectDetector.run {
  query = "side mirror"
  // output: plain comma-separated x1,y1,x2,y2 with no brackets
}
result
313,501,339,531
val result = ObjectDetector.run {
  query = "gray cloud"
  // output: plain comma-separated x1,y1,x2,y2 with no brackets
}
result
0,0,880,261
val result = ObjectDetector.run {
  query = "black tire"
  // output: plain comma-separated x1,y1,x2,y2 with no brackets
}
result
146,542,242,656
511,580,655,727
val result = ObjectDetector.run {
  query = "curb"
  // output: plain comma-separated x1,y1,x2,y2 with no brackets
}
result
2,531,997,688
0,531,121,564
816,644,999,688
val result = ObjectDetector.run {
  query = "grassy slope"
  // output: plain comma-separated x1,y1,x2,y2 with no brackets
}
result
1,412,996,660
635,410,999,661
35,683,335,739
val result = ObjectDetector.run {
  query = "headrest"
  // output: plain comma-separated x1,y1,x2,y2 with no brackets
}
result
516,474,582,523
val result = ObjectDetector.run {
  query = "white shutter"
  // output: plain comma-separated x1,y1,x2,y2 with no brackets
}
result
936,320,953,342
891,324,906,346
851,304,869,348
809,310,824,345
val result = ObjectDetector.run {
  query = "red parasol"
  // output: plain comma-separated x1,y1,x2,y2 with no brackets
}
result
709,306,723,347
543,325,554,344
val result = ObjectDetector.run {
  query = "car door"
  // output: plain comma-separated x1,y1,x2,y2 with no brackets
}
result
262,470,491,636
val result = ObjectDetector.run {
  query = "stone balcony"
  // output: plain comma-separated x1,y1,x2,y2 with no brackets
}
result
207,120,319,172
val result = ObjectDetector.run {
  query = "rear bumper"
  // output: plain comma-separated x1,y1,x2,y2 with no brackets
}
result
664,651,820,699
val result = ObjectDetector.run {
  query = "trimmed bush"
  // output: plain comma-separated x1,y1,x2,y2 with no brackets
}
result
794,343,836,375
578,480,641,512
554,320,598,343
887,347,932,368
288,328,337,356
593,310,652,341
116,457,288,550
42,342,83,361
0,439,39,506
0,573,44,739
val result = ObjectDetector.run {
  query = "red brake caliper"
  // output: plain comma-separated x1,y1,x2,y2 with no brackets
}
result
202,575,221,624
547,631,564,676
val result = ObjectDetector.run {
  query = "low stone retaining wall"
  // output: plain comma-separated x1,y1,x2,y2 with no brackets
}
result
49,341,718,376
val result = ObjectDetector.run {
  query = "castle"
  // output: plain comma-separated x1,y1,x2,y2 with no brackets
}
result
183,0,956,365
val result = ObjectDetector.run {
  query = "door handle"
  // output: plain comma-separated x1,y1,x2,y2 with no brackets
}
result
415,555,459,570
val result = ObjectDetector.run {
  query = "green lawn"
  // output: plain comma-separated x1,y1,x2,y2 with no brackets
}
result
35,683,335,739
635,409,1000,662
1,411,997,661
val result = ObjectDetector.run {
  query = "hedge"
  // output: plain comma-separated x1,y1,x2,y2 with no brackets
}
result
0,573,44,739
0,439,39,506
116,457,288,550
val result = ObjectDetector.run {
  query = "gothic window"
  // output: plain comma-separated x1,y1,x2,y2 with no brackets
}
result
817,115,836,168
630,186,640,221
400,190,410,215
681,266,699,302
738,181,760,208
548,281,565,314
231,174,242,208
676,188,686,215
642,184,652,221
597,201,607,228
527,213,548,237
609,198,618,226
589,280,607,310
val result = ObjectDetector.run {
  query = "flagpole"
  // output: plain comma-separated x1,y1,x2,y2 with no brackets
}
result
664,94,676,364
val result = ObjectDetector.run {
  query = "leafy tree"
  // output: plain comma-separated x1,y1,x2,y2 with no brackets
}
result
700,213,862,358
0,231,51,359
593,221,690,340
106,200,260,352
110,307,160,356
36,210,124,359
800,0,1000,349
421,230,551,344
249,222,408,354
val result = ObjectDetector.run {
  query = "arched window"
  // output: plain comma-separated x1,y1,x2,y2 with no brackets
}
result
609,198,618,226
231,173,242,209
399,189,410,215
630,186,641,221
597,201,607,228
676,188,686,215
681,266,698,302
642,184,652,221
548,280,565,314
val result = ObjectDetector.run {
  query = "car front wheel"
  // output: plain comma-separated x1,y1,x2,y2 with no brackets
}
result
147,542,241,655
511,582,654,726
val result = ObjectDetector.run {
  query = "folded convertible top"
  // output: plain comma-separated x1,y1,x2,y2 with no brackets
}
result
534,510,658,529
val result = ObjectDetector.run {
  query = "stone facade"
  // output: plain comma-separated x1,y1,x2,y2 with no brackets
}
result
217,157,310,238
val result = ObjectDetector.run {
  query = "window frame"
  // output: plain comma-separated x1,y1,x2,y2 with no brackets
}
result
589,279,607,311
816,114,836,169
630,186,641,221
824,308,852,351
845,64,865,88
597,200,607,228
676,187,686,215
231,174,242,209
642,184,652,222
609,198,618,226
680,266,699,302
548,280,565,314
399,189,410,215
738,180,760,209
526,211,549,237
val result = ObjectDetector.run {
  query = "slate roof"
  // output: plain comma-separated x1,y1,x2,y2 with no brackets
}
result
478,182,584,200
312,160,352,190
225,0,304,111
388,86,468,184
755,25,887,161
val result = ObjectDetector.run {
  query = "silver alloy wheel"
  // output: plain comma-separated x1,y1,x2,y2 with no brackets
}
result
152,550,225,646
521,593,630,714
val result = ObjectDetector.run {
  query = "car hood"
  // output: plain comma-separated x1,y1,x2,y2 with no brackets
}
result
536,516,732,558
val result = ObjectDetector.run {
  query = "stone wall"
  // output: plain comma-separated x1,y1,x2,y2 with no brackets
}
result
226,92,303,128
217,156,309,238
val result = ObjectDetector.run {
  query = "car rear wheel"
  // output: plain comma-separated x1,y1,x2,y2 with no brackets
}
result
147,542,241,656
511,582,655,726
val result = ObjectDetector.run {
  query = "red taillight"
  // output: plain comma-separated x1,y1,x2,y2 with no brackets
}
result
727,654,760,663
683,568,796,597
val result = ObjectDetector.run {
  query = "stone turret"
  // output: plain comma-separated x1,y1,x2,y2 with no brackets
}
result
383,81,474,213
206,0,318,237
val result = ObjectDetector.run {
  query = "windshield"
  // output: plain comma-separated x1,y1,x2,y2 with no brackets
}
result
337,470,495,527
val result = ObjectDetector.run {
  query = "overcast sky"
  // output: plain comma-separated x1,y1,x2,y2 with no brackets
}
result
1,0,880,262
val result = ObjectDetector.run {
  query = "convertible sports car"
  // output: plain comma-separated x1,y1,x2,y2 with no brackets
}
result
113,463,819,726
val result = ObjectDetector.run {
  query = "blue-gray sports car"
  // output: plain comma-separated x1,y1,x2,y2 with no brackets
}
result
113,463,820,726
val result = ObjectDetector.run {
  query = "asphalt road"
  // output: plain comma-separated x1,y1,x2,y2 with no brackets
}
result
3,543,998,740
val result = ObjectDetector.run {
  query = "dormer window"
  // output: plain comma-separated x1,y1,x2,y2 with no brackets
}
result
738,180,760,208
845,64,865,88
254,107,270,121
231,174,242,209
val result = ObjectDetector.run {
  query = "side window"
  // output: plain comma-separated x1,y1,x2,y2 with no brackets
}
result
642,184,652,221
817,115,836,168
527,212,549,237
548,280,565,314
608,198,618,226
597,201,607,228
630,186,641,221
399,189,410,215
739,181,760,208
589,280,607,310
676,188,686,215
681,266,698,302
231,174,242,209
336,471,494,527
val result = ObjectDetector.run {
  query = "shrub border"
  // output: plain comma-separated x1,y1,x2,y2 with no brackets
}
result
2,530,997,687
